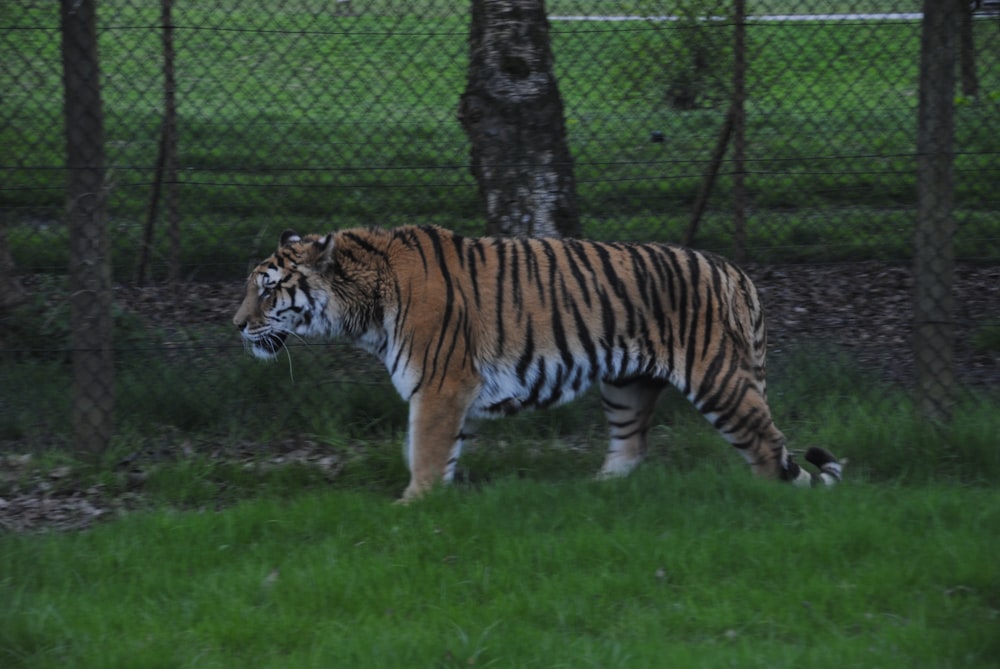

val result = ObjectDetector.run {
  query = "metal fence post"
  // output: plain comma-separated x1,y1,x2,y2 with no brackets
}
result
731,0,747,264
162,0,181,290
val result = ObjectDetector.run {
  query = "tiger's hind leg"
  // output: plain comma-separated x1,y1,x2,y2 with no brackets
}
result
692,371,842,487
597,377,667,479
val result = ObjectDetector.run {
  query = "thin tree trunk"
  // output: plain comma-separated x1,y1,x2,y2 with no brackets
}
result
914,0,960,422
458,0,580,238
135,115,167,287
685,106,734,247
162,0,181,290
61,0,114,455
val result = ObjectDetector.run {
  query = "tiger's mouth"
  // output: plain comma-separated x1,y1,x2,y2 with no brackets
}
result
243,331,288,359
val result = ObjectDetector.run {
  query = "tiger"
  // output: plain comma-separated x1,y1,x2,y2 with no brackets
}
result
234,225,842,501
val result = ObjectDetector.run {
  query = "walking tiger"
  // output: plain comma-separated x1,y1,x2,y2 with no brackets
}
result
234,225,842,501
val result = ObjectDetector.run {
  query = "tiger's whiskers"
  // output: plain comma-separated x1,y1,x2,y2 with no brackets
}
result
279,334,297,382
280,331,312,382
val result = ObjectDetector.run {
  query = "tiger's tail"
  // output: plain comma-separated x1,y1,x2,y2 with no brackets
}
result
804,446,844,487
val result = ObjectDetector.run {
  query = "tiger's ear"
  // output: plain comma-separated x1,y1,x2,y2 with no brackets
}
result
280,229,301,247
312,234,335,265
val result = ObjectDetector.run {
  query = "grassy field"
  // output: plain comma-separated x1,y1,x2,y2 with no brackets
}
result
2,466,998,668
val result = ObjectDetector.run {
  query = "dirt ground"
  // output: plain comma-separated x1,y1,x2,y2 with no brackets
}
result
2,261,998,532
749,261,1000,387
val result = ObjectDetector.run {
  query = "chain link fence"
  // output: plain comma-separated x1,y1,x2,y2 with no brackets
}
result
2,0,998,454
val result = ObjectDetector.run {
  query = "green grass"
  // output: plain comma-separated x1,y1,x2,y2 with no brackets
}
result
2,470,998,668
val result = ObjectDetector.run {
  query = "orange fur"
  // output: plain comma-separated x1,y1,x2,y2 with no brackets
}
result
235,225,841,500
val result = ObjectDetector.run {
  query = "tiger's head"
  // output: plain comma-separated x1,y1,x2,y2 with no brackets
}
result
233,230,337,360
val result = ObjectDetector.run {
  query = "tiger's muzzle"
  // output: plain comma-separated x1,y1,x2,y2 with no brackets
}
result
240,328,288,359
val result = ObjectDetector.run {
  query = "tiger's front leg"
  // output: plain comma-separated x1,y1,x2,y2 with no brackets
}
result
400,389,476,502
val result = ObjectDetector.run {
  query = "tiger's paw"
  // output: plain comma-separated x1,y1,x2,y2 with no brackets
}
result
805,446,844,486
397,484,423,505
596,455,643,481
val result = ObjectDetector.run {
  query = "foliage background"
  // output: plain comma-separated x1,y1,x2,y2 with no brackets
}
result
2,0,998,279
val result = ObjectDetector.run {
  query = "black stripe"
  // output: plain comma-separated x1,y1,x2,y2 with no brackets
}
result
564,239,596,309
625,245,652,309
406,229,431,275
435,297,467,391
663,247,685,328
515,318,536,383
542,364,566,408
467,241,482,308
700,281,715,361
681,251,702,395
592,243,635,363
702,263,728,361
522,237,544,300
425,227,460,387
638,245,668,340
494,240,506,352
598,288,616,372
694,348,738,409
600,393,630,411
549,277,575,371
449,229,466,268
342,230,388,258
538,238,560,305
566,290,598,373
508,239,522,314
524,358,547,407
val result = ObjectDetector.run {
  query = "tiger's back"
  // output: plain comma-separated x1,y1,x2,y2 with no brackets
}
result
388,229,764,412
235,225,841,500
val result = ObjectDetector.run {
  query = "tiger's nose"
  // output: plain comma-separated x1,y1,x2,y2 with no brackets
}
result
233,301,249,329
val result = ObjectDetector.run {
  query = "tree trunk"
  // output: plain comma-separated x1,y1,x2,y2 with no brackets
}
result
61,0,115,455
458,0,580,238
913,0,960,423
